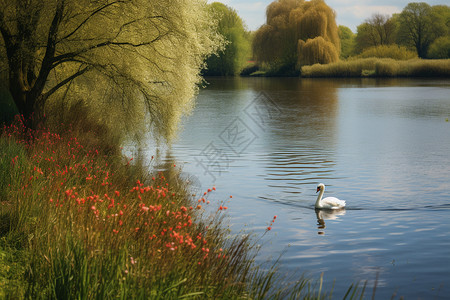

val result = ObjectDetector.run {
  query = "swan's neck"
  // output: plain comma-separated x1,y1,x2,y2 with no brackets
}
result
315,188,324,208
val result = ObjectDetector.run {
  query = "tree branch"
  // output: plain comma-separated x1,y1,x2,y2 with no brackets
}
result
52,30,168,67
60,0,127,42
41,65,91,100
31,0,65,100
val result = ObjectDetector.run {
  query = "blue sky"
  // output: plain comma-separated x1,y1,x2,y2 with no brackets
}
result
209,0,447,32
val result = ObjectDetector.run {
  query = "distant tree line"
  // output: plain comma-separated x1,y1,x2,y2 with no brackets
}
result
205,0,449,77
350,2,450,59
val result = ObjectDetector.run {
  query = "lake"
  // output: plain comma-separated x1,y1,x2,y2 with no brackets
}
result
147,77,450,299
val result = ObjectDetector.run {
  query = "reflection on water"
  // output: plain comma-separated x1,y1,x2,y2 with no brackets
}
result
315,208,346,234
148,77,450,299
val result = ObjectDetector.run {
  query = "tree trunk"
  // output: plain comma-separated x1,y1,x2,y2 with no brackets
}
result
9,66,43,129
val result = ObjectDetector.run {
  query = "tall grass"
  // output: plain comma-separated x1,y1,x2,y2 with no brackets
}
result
0,116,369,298
301,58,450,77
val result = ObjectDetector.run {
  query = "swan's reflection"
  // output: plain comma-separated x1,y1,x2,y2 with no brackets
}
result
315,208,346,234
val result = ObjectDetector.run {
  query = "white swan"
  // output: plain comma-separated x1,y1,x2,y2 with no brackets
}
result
315,183,346,209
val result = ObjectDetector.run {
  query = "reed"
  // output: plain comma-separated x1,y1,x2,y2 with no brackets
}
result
301,58,450,77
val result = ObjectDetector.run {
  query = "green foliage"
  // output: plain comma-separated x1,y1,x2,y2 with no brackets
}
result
397,3,449,58
339,25,355,59
427,36,450,59
354,13,397,54
0,241,28,299
252,0,340,74
204,3,251,76
358,44,417,60
301,58,450,77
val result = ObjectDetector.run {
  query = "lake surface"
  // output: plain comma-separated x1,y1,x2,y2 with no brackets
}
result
148,77,450,299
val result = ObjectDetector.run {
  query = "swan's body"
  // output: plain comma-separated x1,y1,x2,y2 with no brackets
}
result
315,183,346,209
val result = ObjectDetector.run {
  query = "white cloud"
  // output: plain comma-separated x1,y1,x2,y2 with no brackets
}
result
339,5,401,19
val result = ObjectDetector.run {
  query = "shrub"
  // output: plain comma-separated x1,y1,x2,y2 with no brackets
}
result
427,36,450,59
358,44,417,60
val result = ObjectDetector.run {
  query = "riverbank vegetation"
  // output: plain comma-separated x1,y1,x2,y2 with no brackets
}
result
302,58,450,77
0,117,371,298
301,58,450,77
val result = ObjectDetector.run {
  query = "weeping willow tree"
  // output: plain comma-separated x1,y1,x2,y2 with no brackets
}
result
298,37,339,65
0,0,222,140
252,0,339,73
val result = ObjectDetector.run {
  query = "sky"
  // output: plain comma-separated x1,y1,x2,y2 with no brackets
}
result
209,0,447,32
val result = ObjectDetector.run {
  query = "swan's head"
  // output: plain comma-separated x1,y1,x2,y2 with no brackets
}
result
316,183,325,193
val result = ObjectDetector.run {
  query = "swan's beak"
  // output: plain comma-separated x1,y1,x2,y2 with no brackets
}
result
316,187,320,193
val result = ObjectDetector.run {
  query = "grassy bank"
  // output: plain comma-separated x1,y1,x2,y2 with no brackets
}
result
0,117,369,298
301,58,450,78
